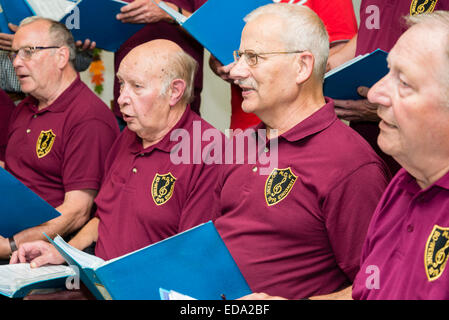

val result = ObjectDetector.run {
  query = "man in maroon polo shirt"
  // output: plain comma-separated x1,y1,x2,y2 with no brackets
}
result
112,0,206,128
11,40,222,277
0,88,15,166
352,11,449,300
214,4,390,300
0,17,119,261
331,0,449,176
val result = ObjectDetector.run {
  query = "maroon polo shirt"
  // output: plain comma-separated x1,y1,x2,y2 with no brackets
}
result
113,0,206,117
0,89,15,161
351,0,449,176
95,107,223,260
214,99,390,299
353,169,449,300
5,76,119,208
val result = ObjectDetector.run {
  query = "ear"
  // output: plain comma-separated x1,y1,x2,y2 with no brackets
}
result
294,51,315,84
56,46,71,69
168,79,187,107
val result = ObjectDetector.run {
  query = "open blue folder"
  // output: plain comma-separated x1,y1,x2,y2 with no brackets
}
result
323,49,389,100
158,0,272,65
47,221,252,300
0,167,60,238
0,0,33,33
0,0,144,51
60,0,145,52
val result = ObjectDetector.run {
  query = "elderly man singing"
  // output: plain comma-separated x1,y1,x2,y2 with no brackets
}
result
11,39,222,286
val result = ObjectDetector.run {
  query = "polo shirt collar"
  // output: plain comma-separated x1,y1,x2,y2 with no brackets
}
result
129,106,194,154
255,98,337,143
396,168,449,194
23,75,83,114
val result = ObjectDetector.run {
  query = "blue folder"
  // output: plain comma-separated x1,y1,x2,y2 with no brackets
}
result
60,0,145,52
48,221,252,300
0,0,33,32
323,49,389,100
0,167,61,238
158,0,273,65
0,0,144,52
0,5,10,34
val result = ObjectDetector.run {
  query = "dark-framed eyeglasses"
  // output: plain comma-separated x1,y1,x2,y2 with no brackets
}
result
8,46,61,62
233,49,305,66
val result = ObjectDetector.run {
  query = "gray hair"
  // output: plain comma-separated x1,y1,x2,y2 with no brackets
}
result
244,3,329,81
160,50,198,104
20,16,76,66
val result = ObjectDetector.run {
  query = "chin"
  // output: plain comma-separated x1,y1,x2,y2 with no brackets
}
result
377,136,397,158
241,101,258,114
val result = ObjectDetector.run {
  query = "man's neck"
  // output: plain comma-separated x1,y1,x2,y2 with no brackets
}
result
261,86,326,139
37,69,78,110
141,104,187,149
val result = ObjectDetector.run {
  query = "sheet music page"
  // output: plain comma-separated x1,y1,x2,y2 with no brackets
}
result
0,263,74,294
26,0,79,21
53,235,105,269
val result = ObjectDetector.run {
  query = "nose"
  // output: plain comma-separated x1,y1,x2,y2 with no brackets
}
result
11,53,23,68
229,57,250,84
117,85,130,109
368,73,392,109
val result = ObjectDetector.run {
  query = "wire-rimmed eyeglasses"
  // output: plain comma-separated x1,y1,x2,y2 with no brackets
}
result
233,49,305,66
8,46,61,62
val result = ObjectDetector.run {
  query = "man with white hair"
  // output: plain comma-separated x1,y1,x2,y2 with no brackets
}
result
213,3,390,300
352,11,449,300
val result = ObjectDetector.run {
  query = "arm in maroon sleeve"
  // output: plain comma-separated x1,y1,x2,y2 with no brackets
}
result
323,162,389,281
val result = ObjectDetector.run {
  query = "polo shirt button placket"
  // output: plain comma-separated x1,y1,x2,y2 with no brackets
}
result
26,129,31,134
132,168,138,174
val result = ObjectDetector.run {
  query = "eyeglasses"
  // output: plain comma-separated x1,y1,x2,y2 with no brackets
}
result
8,46,61,62
233,49,305,66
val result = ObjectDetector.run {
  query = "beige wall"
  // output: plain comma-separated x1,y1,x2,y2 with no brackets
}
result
81,0,362,133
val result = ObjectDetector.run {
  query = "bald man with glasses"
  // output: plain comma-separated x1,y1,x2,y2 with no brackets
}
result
0,17,119,262
212,4,390,300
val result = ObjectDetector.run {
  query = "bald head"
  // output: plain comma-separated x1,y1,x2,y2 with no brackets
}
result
121,39,198,104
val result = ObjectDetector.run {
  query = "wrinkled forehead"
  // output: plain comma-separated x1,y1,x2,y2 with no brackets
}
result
13,21,51,48
389,25,445,77
118,52,164,83
240,14,286,51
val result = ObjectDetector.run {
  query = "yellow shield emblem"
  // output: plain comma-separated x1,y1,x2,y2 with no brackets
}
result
151,173,176,206
425,225,449,281
36,130,56,158
410,0,438,16
265,167,297,206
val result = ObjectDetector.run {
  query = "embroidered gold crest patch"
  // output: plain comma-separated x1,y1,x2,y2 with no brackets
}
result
410,0,438,16
265,167,297,206
36,129,56,158
425,225,449,281
151,173,176,206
